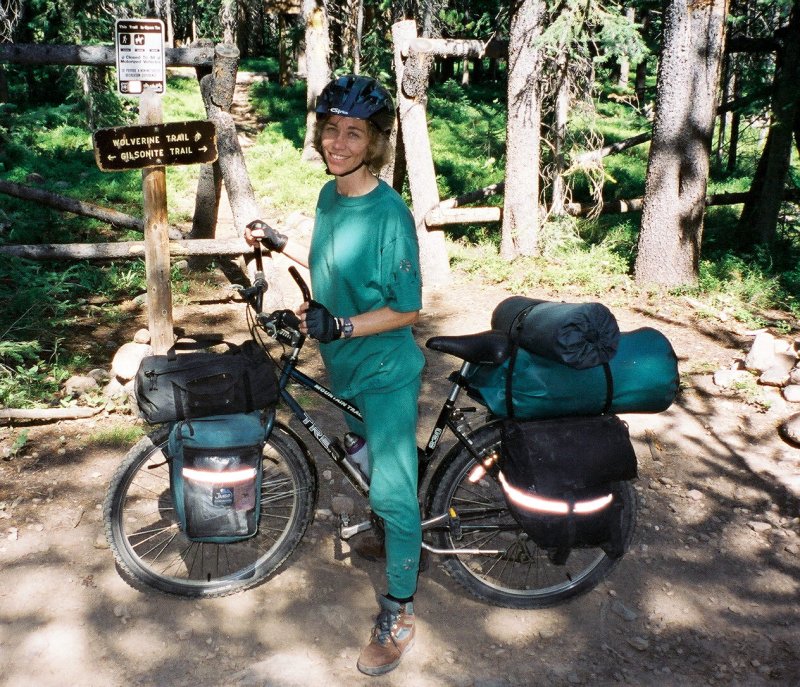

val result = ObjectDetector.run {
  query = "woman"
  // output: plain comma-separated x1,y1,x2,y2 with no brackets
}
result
245,74,424,677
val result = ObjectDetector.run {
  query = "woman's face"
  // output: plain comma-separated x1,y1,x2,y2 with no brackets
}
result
319,115,370,176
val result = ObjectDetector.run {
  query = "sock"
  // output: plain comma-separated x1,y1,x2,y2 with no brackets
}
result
386,593,414,605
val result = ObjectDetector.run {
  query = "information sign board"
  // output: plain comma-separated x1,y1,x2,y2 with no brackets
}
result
93,120,218,171
115,18,166,95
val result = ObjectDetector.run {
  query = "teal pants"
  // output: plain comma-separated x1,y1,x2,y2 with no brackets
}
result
347,377,422,599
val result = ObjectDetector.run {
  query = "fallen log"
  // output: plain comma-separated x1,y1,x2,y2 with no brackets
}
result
0,238,251,260
0,43,214,67
0,406,104,422
0,179,144,230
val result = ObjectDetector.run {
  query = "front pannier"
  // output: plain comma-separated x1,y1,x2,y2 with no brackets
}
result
499,415,637,564
135,340,279,424
168,411,272,542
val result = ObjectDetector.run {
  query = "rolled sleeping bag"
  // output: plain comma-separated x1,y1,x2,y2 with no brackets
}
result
491,296,620,370
464,327,679,419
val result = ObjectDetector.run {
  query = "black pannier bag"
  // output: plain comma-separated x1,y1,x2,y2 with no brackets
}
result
135,340,279,424
168,410,272,542
499,415,637,564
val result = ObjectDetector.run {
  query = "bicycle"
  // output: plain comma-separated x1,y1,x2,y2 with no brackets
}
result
104,248,637,609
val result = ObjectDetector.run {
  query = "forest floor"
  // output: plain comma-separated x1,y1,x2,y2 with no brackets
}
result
0,72,798,686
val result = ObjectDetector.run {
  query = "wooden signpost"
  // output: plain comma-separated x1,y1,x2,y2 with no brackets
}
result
92,19,220,355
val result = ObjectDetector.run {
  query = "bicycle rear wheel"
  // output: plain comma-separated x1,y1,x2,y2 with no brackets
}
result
428,424,637,609
104,424,316,598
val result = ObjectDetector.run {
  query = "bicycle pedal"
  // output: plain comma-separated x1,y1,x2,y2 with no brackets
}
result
339,517,372,540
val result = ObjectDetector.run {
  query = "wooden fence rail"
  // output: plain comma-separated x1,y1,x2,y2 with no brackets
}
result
0,43,214,67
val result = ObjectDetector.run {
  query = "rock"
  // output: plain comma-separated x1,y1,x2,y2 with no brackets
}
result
64,375,98,398
330,495,354,516
133,328,151,344
759,353,796,385
747,521,772,533
783,385,800,403
745,331,776,373
713,369,752,389
168,227,184,240
627,636,650,651
173,259,189,273
687,489,704,501
321,469,333,481
132,293,147,308
104,377,127,399
611,599,639,621
93,531,109,549
784,543,798,556
111,341,153,381
88,368,110,383
25,172,45,185
778,414,800,446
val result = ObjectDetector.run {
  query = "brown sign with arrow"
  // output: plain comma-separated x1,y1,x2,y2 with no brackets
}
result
93,120,218,171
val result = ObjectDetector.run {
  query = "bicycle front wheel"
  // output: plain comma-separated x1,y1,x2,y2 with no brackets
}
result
104,424,317,598
429,424,637,609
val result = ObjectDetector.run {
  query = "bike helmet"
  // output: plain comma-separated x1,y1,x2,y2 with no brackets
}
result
315,75,395,134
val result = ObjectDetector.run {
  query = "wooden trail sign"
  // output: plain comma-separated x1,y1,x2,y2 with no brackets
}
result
93,120,218,171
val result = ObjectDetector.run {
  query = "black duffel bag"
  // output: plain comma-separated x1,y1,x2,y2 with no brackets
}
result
135,340,279,424
499,414,637,565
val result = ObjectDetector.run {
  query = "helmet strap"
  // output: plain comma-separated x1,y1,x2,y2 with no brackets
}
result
325,160,366,178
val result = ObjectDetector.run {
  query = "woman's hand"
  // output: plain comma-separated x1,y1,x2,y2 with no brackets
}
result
297,300,341,342
245,220,288,252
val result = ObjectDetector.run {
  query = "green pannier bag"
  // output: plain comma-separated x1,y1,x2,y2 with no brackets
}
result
464,327,679,419
168,411,272,543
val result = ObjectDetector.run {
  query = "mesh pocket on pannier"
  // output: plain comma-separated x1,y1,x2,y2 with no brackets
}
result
181,445,262,540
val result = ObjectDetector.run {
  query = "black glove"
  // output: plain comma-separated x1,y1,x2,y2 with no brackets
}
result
246,220,288,253
305,300,341,343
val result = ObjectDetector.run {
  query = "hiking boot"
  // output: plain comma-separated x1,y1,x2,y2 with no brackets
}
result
356,595,415,676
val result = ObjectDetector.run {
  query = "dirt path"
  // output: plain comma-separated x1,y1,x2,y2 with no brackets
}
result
0,75,798,686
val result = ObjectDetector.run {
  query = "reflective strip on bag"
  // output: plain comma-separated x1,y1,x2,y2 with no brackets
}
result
498,471,613,515
182,467,257,485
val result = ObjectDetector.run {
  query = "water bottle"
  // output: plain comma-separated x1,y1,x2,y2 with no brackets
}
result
343,432,370,480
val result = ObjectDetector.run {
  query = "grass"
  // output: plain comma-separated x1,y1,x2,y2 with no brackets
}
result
1,68,799,407
87,424,146,447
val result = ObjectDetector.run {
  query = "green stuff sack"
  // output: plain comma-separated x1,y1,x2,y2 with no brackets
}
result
465,327,679,419
168,411,272,543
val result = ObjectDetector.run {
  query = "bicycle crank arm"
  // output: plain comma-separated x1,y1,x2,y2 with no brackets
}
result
339,518,372,540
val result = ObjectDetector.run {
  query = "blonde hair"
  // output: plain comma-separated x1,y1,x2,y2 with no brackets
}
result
312,115,392,175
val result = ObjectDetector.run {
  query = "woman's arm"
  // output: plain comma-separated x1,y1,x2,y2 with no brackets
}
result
244,220,310,268
297,303,419,339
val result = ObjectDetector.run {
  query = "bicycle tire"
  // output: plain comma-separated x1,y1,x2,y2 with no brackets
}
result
428,423,637,609
104,423,317,598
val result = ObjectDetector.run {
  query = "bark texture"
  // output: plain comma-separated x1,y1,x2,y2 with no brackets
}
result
301,0,330,162
634,0,728,287
501,0,545,259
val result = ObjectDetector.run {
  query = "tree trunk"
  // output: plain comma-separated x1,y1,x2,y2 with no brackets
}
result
715,54,733,167
634,0,728,287
618,6,635,88
301,0,330,162
353,0,364,74
737,1,800,244
199,58,287,307
635,10,650,106
501,0,545,259
550,60,570,216
392,19,450,286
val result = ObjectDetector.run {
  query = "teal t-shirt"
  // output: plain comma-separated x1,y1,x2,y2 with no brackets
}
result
309,179,425,397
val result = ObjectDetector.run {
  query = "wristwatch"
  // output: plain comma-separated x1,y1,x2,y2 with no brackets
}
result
339,317,354,339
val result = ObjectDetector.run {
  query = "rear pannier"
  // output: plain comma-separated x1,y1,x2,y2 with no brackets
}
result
499,415,637,564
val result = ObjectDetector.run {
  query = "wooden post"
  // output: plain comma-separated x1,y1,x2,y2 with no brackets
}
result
139,90,174,354
391,19,451,287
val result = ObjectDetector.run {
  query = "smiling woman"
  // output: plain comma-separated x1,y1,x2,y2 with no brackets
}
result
244,74,423,677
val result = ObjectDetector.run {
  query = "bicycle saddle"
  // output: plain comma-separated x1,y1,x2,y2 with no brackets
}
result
426,330,511,366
